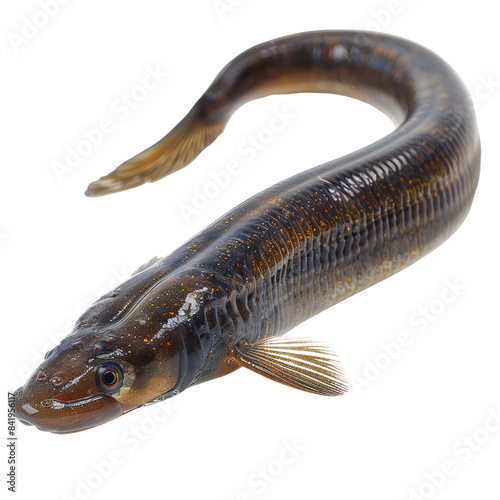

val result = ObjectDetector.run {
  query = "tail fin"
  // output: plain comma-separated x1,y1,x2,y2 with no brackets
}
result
85,107,227,197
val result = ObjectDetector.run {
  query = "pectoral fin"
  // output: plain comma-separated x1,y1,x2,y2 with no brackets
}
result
232,337,348,396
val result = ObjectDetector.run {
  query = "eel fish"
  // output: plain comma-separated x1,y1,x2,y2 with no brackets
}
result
15,31,480,433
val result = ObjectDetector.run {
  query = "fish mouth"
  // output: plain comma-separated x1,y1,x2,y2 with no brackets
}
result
15,392,123,433
14,386,33,426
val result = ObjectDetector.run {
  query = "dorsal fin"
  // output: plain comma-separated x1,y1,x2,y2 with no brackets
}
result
131,256,160,276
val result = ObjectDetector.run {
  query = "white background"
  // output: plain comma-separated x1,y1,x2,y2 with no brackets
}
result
2,1,499,499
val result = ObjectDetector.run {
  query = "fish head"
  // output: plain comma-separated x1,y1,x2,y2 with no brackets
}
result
14,318,183,434
15,266,213,433
14,338,126,433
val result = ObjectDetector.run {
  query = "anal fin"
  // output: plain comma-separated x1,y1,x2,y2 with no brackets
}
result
232,337,348,396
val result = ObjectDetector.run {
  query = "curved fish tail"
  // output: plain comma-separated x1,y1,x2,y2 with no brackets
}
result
85,106,227,197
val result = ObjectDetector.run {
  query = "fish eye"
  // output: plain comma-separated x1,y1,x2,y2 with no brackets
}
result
95,363,123,394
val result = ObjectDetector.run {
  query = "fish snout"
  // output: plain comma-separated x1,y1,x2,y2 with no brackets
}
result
14,386,34,427
14,383,123,433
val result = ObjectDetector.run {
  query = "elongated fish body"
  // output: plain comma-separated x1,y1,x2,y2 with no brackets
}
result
15,31,480,433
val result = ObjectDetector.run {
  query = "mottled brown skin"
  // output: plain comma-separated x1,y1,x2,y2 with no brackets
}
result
16,31,480,432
